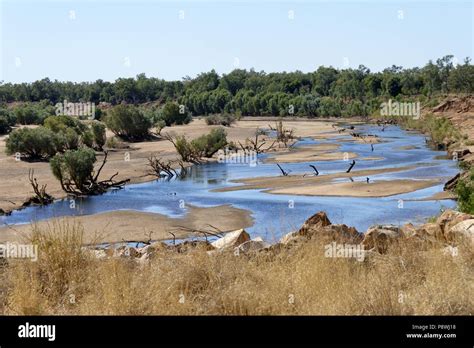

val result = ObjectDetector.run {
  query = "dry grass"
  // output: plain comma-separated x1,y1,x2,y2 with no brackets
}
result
1,222,473,315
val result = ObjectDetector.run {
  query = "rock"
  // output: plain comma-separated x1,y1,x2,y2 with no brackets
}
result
211,229,250,250
446,219,474,246
320,224,363,243
443,173,460,191
298,212,332,237
115,246,140,258
175,240,214,253
362,225,404,253
236,237,270,253
279,231,301,245
400,223,417,237
416,223,444,241
436,209,472,236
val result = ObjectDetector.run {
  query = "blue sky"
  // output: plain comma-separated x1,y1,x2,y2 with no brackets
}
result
1,0,472,83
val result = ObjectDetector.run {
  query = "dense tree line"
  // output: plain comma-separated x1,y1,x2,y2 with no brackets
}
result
0,55,472,117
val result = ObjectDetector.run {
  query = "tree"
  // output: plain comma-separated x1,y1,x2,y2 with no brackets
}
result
50,149,129,195
0,107,15,134
105,105,151,141
6,127,58,160
160,102,191,126
90,121,106,150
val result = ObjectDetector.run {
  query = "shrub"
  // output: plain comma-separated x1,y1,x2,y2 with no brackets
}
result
456,168,474,214
44,115,87,135
13,103,55,125
90,121,106,150
0,108,15,134
191,128,228,158
160,102,191,126
6,127,58,160
105,105,151,141
50,148,97,190
205,114,236,127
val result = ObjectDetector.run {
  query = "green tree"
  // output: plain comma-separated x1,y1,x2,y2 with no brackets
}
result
6,127,58,160
105,105,151,141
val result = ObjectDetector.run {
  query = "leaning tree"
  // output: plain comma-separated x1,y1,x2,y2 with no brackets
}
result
50,148,129,196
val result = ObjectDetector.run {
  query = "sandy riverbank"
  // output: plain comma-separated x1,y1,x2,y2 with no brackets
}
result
0,204,254,244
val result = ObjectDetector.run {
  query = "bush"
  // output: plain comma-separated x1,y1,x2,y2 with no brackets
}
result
6,127,58,160
90,121,106,150
105,105,151,141
0,108,15,134
44,115,87,135
50,148,97,190
160,102,191,126
205,114,236,127
191,128,228,158
13,103,55,125
167,128,227,163
456,168,474,214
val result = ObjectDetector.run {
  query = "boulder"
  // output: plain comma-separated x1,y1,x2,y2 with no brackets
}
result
446,219,474,246
320,224,363,243
211,229,250,250
400,223,417,238
436,209,472,236
236,237,270,253
297,211,331,237
416,223,444,242
175,240,214,253
115,246,140,258
279,231,302,245
362,225,404,253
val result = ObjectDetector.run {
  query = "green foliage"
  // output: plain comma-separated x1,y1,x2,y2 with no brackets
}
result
191,128,228,158
6,127,58,160
169,128,228,162
0,56,472,117
13,102,55,125
90,121,106,150
160,102,191,126
105,105,151,141
44,115,87,134
0,107,15,134
455,168,474,214
50,148,96,189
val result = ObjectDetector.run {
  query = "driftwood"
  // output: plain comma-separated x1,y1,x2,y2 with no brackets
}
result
276,163,290,176
239,128,276,154
147,155,187,180
346,160,356,173
309,165,319,176
26,169,54,206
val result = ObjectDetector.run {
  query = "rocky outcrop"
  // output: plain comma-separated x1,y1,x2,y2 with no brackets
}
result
361,225,404,253
85,209,473,261
297,211,331,236
211,229,250,250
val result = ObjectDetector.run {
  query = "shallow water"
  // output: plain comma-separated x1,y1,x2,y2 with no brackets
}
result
0,124,459,240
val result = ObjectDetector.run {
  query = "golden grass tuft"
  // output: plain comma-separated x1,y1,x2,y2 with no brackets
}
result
1,222,473,315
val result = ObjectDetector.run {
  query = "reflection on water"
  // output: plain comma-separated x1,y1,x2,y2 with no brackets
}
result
0,125,459,240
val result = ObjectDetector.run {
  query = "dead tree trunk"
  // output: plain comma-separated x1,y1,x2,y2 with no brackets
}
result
346,160,356,173
26,169,54,206
276,163,289,176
